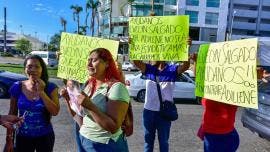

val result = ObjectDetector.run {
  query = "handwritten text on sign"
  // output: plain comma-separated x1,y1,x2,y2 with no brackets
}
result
57,33,119,83
129,16,189,61
196,38,258,109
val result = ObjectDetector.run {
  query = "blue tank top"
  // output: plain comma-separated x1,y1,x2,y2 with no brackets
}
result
9,81,57,137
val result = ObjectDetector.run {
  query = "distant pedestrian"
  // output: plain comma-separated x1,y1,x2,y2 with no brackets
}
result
5,55,60,152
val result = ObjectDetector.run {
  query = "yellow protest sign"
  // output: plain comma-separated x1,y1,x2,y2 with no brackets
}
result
201,38,258,109
129,15,189,61
57,32,119,83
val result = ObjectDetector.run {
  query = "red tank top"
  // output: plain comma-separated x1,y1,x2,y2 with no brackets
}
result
202,98,238,134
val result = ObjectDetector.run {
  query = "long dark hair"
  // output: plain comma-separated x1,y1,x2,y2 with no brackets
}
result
24,54,49,85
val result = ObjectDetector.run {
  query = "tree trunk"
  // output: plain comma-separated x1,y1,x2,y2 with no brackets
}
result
77,14,80,34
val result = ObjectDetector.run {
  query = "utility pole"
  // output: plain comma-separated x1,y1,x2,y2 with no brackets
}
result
3,7,7,52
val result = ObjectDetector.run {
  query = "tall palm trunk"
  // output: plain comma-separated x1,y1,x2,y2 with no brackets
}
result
77,14,80,34
96,12,100,36
91,9,95,36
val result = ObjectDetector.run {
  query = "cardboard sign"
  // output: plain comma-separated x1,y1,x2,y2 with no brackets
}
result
129,15,189,61
57,33,119,83
196,38,258,109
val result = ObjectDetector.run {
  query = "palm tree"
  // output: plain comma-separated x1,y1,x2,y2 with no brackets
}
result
86,0,100,36
78,26,88,35
70,5,83,34
60,17,67,32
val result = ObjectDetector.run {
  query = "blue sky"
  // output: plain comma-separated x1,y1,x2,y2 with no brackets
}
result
0,0,88,42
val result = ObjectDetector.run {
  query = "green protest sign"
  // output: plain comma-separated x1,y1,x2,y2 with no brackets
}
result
196,38,258,109
129,15,189,61
195,44,209,97
57,32,119,83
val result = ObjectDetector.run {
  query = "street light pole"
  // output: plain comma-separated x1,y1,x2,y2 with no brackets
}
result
3,7,7,52
19,25,23,35
229,10,236,40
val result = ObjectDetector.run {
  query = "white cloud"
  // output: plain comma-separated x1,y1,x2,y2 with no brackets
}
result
35,3,43,7
34,7,47,11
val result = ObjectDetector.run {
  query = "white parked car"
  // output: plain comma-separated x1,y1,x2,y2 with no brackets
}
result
29,51,58,67
122,61,138,71
125,71,197,102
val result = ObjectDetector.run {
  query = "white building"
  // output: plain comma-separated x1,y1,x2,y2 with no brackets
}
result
177,0,230,51
228,0,270,40
0,31,45,53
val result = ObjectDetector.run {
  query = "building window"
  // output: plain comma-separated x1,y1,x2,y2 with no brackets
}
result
165,0,176,5
186,0,199,6
200,27,217,42
248,18,256,23
185,11,198,23
164,11,176,15
132,5,163,16
205,12,219,25
206,0,220,8
189,27,200,41
247,30,254,35
261,19,270,24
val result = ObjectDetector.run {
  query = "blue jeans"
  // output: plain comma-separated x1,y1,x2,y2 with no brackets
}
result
74,121,85,152
79,133,129,152
143,109,171,152
204,129,240,152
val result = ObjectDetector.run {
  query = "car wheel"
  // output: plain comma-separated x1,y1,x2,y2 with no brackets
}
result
196,97,202,104
127,68,131,72
137,89,146,103
0,83,8,98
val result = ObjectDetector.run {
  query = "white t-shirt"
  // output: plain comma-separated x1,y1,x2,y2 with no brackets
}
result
144,64,178,111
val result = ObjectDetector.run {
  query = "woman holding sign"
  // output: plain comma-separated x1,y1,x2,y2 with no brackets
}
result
191,53,239,152
77,48,130,152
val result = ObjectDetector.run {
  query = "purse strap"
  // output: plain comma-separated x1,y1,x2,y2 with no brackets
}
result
155,74,163,111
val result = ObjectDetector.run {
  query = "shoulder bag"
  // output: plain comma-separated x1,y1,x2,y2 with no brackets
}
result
155,75,178,121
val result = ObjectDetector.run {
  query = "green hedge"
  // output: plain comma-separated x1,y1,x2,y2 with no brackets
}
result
0,63,58,78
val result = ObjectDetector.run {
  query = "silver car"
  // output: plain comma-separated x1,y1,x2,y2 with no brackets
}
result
241,78,270,141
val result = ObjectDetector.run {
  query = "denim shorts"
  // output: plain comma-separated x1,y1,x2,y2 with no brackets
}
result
80,133,129,152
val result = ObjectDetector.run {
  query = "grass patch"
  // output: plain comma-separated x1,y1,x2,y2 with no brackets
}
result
0,63,58,78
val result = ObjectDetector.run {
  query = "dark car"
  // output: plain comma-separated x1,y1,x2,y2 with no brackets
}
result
241,78,270,141
0,70,27,98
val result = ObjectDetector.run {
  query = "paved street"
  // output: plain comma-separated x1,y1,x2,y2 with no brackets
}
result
1,95,270,151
